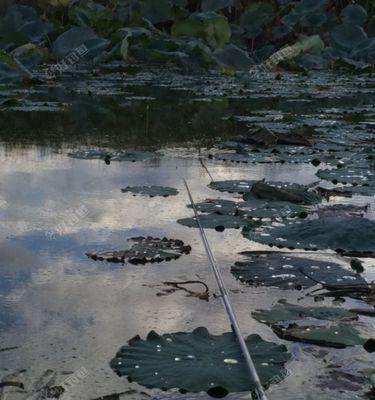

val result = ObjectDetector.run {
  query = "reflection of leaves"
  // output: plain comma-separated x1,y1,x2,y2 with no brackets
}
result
145,280,209,301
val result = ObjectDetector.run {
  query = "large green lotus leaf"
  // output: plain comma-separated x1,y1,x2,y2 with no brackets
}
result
208,180,257,194
252,301,357,324
244,217,375,253
244,181,322,205
331,24,368,50
171,12,231,49
10,43,42,69
201,0,233,12
0,5,52,49
341,4,368,26
0,50,23,82
240,3,275,38
300,12,327,28
86,236,191,264
272,321,366,348
350,37,375,63
140,0,173,24
68,150,153,162
52,27,109,59
110,327,290,394
294,0,327,14
212,44,253,71
121,186,178,198
177,213,258,230
231,252,365,289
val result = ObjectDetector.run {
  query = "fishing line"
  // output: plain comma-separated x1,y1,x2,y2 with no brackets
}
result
183,179,268,400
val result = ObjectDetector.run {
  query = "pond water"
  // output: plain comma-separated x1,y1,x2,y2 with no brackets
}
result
0,67,374,400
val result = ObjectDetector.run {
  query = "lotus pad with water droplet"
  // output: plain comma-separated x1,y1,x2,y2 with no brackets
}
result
208,180,257,194
177,213,260,231
243,217,375,253
231,252,366,289
86,236,191,264
252,301,357,324
110,327,290,395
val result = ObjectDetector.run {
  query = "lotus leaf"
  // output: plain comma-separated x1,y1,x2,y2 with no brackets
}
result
252,301,357,324
232,252,366,289
172,12,231,49
110,327,290,394
243,217,375,253
86,236,191,264
272,321,366,348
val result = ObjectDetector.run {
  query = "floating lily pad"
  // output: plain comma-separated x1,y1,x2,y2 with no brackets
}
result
213,152,278,164
86,236,191,264
68,150,153,162
110,327,290,394
188,199,239,215
177,213,258,231
252,301,357,324
244,217,375,253
316,166,375,190
245,181,321,205
121,186,178,197
272,321,366,348
231,252,366,289
208,180,257,194
316,204,369,218
190,198,309,219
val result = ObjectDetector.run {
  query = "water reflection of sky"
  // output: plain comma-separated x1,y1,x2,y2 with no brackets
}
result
0,146,374,400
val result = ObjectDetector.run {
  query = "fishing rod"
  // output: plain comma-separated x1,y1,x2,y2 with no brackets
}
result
183,179,269,400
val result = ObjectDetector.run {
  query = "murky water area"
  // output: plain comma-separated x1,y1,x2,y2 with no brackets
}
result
0,69,374,400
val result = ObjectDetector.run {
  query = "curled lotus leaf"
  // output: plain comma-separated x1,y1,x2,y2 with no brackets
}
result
252,301,358,324
331,24,368,50
208,180,257,194
188,199,239,215
121,186,178,197
244,181,322,205
243,217,375,253
86,236,191,264
341,4,368,26
110,327,290,395
272,321,367,348
231,251,365,290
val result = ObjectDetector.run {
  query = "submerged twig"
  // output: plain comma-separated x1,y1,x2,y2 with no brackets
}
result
199,157,214,182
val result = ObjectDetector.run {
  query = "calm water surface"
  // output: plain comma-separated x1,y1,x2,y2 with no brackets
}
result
0,69,374,400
